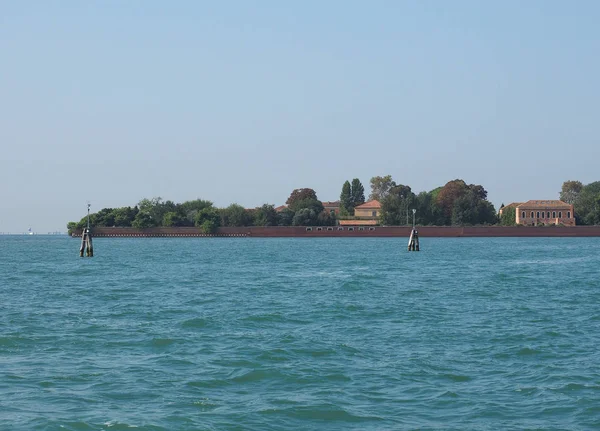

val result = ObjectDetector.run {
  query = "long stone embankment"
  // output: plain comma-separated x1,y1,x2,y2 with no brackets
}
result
72,226,600,238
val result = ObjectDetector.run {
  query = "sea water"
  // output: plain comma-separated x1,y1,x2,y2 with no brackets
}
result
1,236,599,430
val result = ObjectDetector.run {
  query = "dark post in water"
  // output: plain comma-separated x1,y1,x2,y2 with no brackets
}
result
408,208,420,251
79,203,94,257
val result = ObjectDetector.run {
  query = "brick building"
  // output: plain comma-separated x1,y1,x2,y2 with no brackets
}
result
515,200,575,226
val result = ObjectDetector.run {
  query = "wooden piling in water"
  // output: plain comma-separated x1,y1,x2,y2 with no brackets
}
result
79,203,94,257
408,228,420,251
80,228,93,257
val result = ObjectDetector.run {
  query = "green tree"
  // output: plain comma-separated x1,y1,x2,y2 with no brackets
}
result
200,220,218,234
369,175,396,201
292,208,320,226
339,181,353,216
350,178,365,207
253,204,278,226
94,208,116,227
194,207,221,228
451,187,497,226
220,204,251,227
380,185,415,225
288,198,324,214
437,179,469,223
113,206,138,227
276,208,295,226
132,211,155,228
163,211,185,227
178,199,213,226
317,210,337,226
499,206,516,226
478,200,499,225
67,221,78,235
560,180,584,204
286,188,318,206
137,197,177,227
573,181,600,225
411,191,444,226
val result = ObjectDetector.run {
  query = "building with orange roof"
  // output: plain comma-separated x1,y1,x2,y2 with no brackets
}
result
515,200,575,226
353,200,382,219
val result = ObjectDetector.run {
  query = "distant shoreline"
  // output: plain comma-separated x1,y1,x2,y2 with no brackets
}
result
70,226,600,238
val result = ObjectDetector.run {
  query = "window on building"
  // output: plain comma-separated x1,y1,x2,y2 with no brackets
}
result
537,211,540,218
547,212,551,218
317,227,323,231
567,211,571,219
559,212,562,218
553,211,556,218
306,227,312,231
348,227,354,231
371,211,377,217
522,211,526,219
369,227,375,231
531,212,534,218
359,227,365,231
327,227,333,231
337,227,344,231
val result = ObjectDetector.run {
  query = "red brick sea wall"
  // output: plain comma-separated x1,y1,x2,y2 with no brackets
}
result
72,226,600,238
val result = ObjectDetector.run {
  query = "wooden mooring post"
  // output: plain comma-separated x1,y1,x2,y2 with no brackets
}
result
408,209,420,251
79,204,94,257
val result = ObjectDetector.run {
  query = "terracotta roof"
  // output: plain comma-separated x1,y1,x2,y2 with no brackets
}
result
355,199,381,210
517,200,571,209
499,202,522,215
339,219,378,226
322,201,340,207
274,205,287,212
503,202,522,210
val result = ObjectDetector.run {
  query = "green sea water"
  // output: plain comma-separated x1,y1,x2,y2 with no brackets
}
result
1,236,599,430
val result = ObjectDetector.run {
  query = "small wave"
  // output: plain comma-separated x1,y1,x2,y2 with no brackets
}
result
435,390,459,399
241,313,284,323
192,398,218,411
0,335,31,348
323,372,352,382
102,421,147,430
284,406,382,422
442,374,472,382
292,347,337,358
56,421,96,430
257,349,290,362
517,347,541,356
187,379,231,389
181,317,208,328
150,338,175,347
230,369,285,384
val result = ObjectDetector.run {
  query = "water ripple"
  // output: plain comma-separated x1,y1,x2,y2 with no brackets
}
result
1,236,600,429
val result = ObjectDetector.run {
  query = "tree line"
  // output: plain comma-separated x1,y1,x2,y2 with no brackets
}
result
559,180,600,225
367,175,497,226
68,176,501,235
67,190,337,235
68,177,600,234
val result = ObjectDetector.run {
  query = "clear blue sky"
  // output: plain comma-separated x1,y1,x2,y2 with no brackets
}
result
1,1,598,233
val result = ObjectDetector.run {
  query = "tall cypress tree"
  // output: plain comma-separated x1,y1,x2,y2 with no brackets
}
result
351,178,365,207
340,180,353,215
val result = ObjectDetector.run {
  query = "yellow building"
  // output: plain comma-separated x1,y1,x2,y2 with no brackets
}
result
516,200,575,226
353,200,382,218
